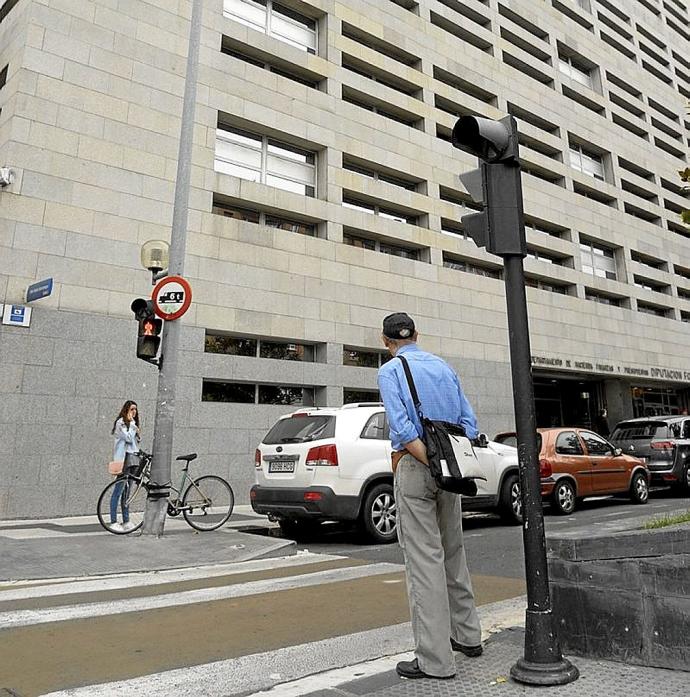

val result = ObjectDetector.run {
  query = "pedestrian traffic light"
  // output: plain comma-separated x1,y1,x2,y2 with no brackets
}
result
131,298,162,363
451,115,527,257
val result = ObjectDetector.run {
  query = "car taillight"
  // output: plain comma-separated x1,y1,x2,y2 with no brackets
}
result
539,458,552,478
255,449,261,468
304,491,323,501
651,441,675,450
305,444,338,466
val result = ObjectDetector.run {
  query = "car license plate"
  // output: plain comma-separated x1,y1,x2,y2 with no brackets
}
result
269,460,296,473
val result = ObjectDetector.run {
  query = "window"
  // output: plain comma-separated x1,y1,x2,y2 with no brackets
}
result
525,277,569,294
558,55,594,88
343,232,420,260
555,431,584,455
205,332,316,361
637,302,667,317
579,240,616,280
343,158,418,191
205,334,257,355
215,125,316,196
585,290,621,306
443,256,502,279
527,248,563,265
0,64,7,90
441,220,469,239
212,199,317,236
581,431,613,455
263,414,335,443
361,412,389,439
202,381,255,403
260,340,314,361
202,380,315,405
343,348,390,368
569,144,605,180
343,197,418,225
223,0,317,53
344,389,381,405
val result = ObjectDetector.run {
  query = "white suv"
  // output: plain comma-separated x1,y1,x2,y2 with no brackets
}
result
250,404,521,543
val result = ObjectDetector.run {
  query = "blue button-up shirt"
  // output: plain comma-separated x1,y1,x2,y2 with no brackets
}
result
377,343,478,451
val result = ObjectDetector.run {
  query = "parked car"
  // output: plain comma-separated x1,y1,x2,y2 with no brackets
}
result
494,428,649,514
609,415,690,493
250,404,523,543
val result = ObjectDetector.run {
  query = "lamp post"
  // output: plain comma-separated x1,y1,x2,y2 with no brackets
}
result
140,0,203,536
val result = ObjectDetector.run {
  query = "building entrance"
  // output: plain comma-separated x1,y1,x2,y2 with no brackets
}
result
533,376,603,429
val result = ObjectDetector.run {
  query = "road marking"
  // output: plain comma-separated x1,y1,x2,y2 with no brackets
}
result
40,596,527,697
0,563,403,629
0,552,342,602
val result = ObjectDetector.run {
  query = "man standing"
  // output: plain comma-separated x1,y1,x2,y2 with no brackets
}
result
377,312,482,680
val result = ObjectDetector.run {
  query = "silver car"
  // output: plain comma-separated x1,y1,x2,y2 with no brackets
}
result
609,416,690,493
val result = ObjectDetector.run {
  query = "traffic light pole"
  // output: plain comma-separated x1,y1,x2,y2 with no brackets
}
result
451,114,578,685
503,255,579,685
141,0,203,536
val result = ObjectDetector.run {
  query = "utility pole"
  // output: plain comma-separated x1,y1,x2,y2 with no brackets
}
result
451,115,579,685
142,0,203,536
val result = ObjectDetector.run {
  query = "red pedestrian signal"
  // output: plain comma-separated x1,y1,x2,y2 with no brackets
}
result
131,298,163,363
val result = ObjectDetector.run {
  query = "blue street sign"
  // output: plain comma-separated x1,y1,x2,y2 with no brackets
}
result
26,277,53,302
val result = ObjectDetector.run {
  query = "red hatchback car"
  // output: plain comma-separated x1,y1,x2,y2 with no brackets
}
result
494,428,650,515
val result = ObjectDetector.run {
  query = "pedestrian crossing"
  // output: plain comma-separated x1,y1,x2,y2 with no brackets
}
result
0,551,412,697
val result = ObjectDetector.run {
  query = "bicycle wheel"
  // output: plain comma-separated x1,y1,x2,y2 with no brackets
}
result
96,475,147,534
182,475,234,531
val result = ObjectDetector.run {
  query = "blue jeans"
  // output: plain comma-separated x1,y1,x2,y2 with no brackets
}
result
109,478,130,524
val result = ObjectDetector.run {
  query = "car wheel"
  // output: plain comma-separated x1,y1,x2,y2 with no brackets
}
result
629,471,649,504
551,480,576,515
359,482,397,544
499,473,522,525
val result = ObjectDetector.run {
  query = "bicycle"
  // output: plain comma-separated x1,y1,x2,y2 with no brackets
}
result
97,451,235,534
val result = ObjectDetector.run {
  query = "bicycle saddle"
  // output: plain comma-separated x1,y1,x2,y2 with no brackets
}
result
176,453,198,462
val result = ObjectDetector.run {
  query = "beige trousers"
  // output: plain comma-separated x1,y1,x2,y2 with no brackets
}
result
395,453,482,677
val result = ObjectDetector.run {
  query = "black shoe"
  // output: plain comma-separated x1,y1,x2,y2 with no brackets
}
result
396,659,455,680
451,638,483,657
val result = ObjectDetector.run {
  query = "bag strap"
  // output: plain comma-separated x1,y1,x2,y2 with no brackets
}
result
397,355,424,419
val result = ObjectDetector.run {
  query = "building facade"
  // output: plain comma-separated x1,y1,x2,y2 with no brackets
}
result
0,0,688,517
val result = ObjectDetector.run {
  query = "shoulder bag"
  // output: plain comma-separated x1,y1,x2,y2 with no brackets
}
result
397,355,486,496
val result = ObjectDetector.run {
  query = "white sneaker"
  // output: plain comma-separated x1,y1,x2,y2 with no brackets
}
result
123,521,137,532
109,522,125,533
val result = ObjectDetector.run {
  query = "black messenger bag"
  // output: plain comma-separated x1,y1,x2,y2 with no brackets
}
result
398,355,486,496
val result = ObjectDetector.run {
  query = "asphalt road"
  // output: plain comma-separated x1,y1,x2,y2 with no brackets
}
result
267,487,690,579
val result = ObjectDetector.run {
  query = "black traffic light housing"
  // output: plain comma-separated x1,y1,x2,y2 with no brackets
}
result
131,298,162,365
451,115,526,257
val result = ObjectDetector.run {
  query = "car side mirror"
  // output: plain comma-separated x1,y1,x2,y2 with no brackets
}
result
614,448,622,457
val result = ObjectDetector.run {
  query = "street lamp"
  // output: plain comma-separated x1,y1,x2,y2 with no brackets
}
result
140,240,170,284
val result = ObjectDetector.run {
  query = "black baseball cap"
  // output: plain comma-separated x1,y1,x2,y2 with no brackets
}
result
382,312,416,340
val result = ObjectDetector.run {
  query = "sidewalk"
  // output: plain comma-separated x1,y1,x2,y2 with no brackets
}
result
0,507,293,581
257,626,686,697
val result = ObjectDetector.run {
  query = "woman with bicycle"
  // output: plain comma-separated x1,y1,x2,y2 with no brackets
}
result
109,401,141,533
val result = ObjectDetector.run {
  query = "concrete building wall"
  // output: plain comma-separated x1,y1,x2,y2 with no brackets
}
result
0,0,688,517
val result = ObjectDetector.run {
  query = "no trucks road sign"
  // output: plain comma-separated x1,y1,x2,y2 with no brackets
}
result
152,275,192,321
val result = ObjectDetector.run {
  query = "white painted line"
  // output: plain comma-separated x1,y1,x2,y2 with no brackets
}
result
0,562,404,629
0,552,344,601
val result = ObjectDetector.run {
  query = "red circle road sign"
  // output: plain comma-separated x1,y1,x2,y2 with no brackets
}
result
152,275,192,321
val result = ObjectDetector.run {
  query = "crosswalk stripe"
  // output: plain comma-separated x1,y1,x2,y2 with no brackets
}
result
0,552,343,602
0,562,404,629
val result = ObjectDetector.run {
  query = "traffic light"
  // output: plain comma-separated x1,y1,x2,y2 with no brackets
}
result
131,298,162,362
451,115,527,257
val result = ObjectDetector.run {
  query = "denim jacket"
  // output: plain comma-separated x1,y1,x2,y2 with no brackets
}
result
113,418,139,461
